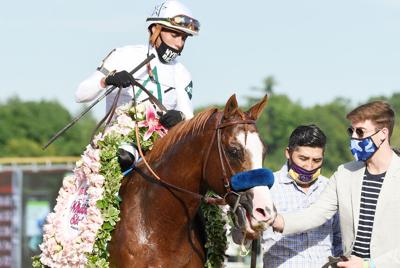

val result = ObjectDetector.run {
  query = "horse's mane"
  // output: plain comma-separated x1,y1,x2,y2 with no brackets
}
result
146,108,218,162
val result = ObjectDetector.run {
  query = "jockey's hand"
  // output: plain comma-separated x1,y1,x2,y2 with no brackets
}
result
105,70,135,88
158,110,185,129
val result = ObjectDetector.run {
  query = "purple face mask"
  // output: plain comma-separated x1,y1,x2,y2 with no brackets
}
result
288,161,321,184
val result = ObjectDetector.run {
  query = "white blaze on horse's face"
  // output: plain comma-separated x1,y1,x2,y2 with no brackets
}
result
236,131,263,169
236,131,276,231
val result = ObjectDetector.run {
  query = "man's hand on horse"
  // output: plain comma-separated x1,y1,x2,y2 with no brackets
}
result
157,110,185,129
105,70,135,88
337,255,363,268
272,214,285,233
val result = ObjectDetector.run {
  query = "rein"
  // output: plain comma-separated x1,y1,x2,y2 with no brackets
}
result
134,121,214,203
131,80,167,112
90,87,123,145
134,110,256,205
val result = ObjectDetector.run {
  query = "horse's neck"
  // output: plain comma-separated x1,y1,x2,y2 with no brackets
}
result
143,184,201,228
150,132,209,194
111,128,212,265
113,179,204,265
118,176,201,251
124,133,207,231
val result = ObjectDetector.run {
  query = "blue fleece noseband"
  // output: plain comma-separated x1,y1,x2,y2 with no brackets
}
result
231,168,274,191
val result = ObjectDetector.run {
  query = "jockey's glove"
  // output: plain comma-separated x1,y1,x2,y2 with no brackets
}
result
158,110,185,129
117,143,139,173
105,70,135,88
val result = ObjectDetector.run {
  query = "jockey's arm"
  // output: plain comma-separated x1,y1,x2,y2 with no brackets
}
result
75,71,106,103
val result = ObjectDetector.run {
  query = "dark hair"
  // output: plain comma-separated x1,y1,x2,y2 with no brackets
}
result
346,100,395,139
288,124,327,152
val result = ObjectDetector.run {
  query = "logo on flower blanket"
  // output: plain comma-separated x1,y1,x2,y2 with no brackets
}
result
68,182,89,234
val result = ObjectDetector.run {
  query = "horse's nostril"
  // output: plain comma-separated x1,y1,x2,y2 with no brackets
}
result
255,208,266,217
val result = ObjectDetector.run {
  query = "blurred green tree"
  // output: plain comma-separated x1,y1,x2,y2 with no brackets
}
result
0,97,96,157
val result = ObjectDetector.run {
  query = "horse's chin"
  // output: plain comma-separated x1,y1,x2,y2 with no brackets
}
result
243,210,267,240
233,207,267,241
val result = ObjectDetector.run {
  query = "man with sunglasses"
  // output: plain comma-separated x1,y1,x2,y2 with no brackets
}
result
272,101,400,268
262,125,342,267
75,0,200,172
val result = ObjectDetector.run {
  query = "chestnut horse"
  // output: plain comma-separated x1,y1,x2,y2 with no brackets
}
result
108,95,276,267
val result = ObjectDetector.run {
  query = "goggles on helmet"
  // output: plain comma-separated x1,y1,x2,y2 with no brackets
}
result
147,15,200,34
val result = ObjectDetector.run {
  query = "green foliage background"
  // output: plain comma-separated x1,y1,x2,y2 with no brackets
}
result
0,97,96,157
1,81,400,177
196,77,400,177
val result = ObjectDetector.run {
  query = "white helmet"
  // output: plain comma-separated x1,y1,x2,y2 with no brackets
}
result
146,0,200,36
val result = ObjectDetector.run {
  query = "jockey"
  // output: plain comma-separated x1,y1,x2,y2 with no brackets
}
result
75,0,200,173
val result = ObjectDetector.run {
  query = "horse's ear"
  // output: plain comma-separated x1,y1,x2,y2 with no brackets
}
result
247,95,268,120
223,94,239,119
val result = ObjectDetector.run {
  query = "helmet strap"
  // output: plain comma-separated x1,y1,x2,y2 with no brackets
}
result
149,24,162,47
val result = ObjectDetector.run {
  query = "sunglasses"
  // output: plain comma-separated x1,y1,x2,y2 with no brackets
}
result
148,15,200,33
347,127,380,138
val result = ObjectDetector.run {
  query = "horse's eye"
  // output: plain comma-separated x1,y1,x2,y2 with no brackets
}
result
227,147,242,159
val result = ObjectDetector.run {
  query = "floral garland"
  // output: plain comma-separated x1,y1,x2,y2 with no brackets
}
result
33,104,165,268
201,193,229,268
33,104,230,268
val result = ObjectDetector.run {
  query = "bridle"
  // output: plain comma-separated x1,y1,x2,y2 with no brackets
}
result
203,113,264,268
202,111,256,207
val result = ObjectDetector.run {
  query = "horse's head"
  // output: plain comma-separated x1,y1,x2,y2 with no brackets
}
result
203,94,276,241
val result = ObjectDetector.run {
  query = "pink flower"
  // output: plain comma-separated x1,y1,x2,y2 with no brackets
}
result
62,176,77,192
138,105,168,141
85,147,100,162
81,154,100,174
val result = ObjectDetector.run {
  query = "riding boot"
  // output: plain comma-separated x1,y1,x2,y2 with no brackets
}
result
117,142,139,174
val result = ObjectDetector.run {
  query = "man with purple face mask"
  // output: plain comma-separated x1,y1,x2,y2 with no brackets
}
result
262,125,342,267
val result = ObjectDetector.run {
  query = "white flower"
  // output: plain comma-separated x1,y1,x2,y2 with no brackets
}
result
115,103,132,116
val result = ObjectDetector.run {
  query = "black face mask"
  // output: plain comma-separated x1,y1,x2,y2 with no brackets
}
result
155,37,181,64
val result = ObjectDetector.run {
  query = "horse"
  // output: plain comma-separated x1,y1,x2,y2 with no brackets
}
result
108,94,276,267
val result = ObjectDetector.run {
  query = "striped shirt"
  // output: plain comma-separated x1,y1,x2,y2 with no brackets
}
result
352,169,385,259
262,165,342,268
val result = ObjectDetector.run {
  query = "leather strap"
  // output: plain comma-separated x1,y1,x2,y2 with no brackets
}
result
138,87,174,104
90,86,123,146
250,239,258,268
202,113,258,195
132,80,167,112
